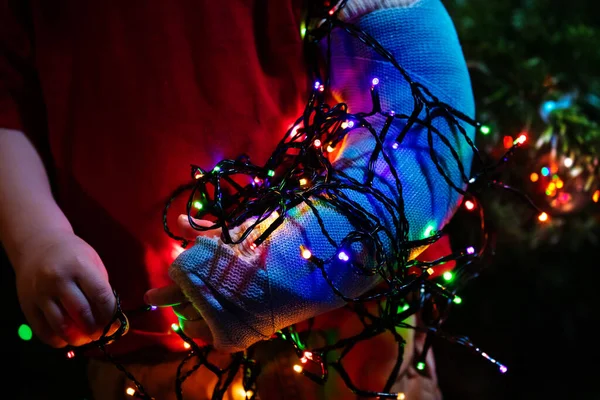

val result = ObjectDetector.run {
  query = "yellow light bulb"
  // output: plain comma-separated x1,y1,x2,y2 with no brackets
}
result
126,387,136,396
293,364,303,373
530,172,539,182
300,245,312,260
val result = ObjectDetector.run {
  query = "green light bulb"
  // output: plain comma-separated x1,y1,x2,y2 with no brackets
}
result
423,225,435,238
443,271,453,282
193,201,203,210
453,296,462,305
18,324,33,341
480,125,491,135
416,361,426,371
397,303,410,314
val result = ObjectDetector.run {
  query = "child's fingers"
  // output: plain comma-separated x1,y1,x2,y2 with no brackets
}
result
176,214,221,240
172,302,203,321
179,318,213,345
145,283,187,307
60,281,97,336
25,305,68,348
40,299,91,347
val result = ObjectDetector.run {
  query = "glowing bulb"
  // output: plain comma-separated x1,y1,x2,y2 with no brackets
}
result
390,110,396,116
466,246,475,254
426,268,434,275
541,167,550,176
515,134,527,144
453,296,462,305
326,145,335,153
503,136,513,149
290,125,300,137
416,361,426,371
372,77,380,85
171,323,180,331
313,139,322,147
341,122,348,129
193,201,203,210
347,121,354,128
314,81,320,89
299,178,308,186
183,342,191,349
392,142,399,150
319,84,325,92
254,177,261,184
499,365,508,374
530,172,539,182
303,351,313,359
397,393,406,400
556,179,564,189
538,212,549,222
300,357,308,363
443,271,453,281
593,190,600,203
338,251,350,262
464,200,475,210
194,171,204,179
293,364,303,373
423,225,435,238
300,245,312,260
213,166,221,172
18,324,33,341
126,387,136,396
480,125,491,135
564,157,574,168
398,303,410,313
66,350,75,359
237,388,254,399
267,169,275,177
150,305,158,311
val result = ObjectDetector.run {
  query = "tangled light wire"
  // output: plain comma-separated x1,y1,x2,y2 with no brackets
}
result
66,1,542,399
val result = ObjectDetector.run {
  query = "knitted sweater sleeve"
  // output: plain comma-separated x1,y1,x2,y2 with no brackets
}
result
169,0,475,352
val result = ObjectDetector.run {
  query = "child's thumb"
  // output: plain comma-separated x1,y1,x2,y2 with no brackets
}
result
176,214,221,240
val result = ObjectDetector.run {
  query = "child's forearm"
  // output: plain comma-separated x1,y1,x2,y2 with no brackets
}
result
169,0,475,352
0,128,73,268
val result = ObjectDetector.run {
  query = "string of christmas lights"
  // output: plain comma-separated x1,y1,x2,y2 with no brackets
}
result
37,1,551,398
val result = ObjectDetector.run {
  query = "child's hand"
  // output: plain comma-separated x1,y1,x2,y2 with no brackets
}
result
144,214,218,345
145,283,214,345
13,231,116,348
